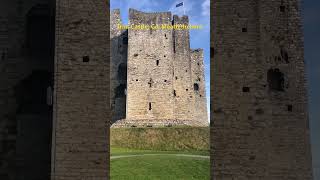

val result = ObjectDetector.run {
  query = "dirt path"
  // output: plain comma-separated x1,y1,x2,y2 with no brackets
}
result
111,154,210,160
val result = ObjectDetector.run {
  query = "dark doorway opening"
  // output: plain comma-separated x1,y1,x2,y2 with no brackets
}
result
14,2,55,179
267,68,285,91
194,83,199,91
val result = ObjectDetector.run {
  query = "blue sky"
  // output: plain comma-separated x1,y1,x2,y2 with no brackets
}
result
111,0,211,121
303,0,320,178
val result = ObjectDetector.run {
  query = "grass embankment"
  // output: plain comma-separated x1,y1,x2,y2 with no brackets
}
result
110,127,210,180
110,127,209,153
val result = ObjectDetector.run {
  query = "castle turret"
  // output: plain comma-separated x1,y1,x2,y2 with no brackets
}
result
172,15,194,121
126,9,175,122
191,49,208,125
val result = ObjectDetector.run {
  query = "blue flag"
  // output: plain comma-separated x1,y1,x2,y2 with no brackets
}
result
176,2,184,7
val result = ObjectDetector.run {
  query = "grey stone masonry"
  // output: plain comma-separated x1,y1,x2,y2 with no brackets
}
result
211,0,313,179
51,0,109,179
191,49,208,126
0,0,110,179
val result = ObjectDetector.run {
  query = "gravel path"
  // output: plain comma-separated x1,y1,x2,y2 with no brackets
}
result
111,154,209,160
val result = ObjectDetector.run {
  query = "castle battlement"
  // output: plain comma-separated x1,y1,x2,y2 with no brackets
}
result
173,15,189,24
129,8,172,25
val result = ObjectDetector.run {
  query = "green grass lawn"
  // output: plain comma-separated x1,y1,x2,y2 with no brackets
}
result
111,148,210,180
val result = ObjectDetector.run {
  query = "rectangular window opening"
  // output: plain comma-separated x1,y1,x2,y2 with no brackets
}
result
243,87,250,92
83,56,90,62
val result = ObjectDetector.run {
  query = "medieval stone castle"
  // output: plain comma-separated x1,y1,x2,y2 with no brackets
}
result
0,0,314,179
110,9,208,127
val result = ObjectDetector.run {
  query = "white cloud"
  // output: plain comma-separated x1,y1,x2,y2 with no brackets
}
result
169,0,195,17
201,0,210,16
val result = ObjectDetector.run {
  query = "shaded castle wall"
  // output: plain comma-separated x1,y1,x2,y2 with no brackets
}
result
0,0,55,179
110,9,127,122
51,0,109,179
172,15,194,121
212,0,313,179
191,49,208,125
126,9,175,121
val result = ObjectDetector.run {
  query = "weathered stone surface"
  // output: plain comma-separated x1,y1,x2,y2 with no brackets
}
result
51,0,109,179
0,0,110,179
211,0,313,179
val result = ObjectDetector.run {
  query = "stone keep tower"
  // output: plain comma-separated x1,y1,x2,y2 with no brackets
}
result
212,0,313,179
110,9,208,127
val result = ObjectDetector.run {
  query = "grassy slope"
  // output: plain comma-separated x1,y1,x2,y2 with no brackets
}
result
110,127,209,152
